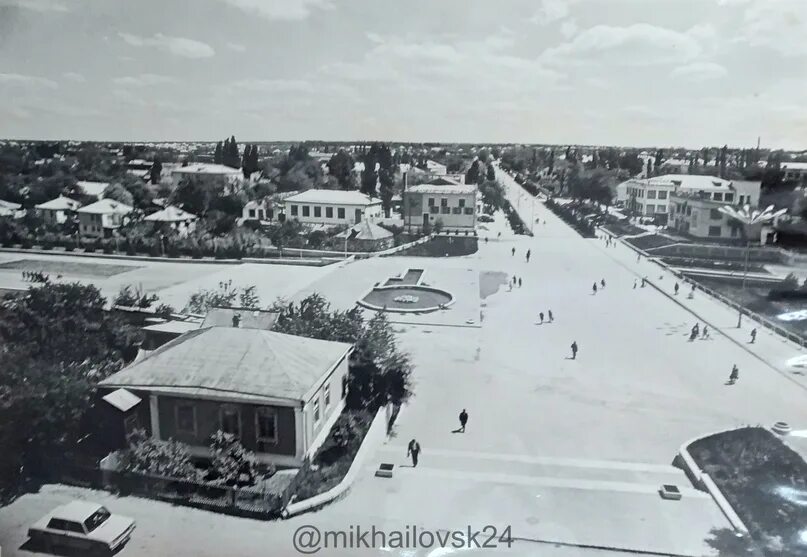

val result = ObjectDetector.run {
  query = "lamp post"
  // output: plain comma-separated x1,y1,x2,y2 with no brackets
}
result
718,204,786,328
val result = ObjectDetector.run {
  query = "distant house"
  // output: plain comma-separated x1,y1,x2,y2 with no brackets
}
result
35,195,81,225
617,174,737,224
668,179,762,240
425,160,447,176
171,163,244,194
335,221,394,252
126,159,153,180
77,199,133,237
241,191,299,223
659,158,690,174
97,326,353,467
403,182,478,232
144,205,197,236
0,199,22,218
76,181,109,200
781,162,807,185
282,189,383,226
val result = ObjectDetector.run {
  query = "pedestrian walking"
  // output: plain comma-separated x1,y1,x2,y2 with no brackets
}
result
600,279,606,289
484,237,488,243
547,310,553,322
641,277,647,288
497,232,502,240
570,341,578,360
633,279,637,289
750,328,757,344
526,249,531,263
518,278,522,288
511,247,515,256
637,254,641,263
728,365,739,385
459,409,468,433
702,325,709,339
674,282,680,296
592,282,598,294
539,312,544,324
407,439,421,467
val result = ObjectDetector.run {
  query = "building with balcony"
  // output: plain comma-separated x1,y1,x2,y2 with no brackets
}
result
617,174,735,224
667,179,761,240
403,182,478,232
77,198,133,237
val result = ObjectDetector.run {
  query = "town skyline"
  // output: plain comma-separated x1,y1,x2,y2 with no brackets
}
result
1,0,805,149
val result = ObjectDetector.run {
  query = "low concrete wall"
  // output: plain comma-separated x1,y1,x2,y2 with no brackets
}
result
281,406,388,518
676,432,750,535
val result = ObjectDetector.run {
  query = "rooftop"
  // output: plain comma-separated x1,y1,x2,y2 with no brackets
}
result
99,327,353,402
335,220,394,241
77,198,133,215
283,189,381,206
76,180,109,198
782,162,807,171
427,177,463,186
172,163,243,176
49,501,104,522
405,183,478,195
201,307,278,330
35,195,81,211
144,205,197,222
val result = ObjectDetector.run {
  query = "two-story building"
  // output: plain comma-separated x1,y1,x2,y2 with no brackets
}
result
35,195,81,225
97,326,353,467
171,163,245,194
77,199,133,237
781,162,807,185
668,179,761,240
617,174,734,224
403,181,478,232
282,189,382,226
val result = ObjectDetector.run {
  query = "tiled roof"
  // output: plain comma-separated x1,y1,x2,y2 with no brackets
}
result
99,327,352,402
283,189,381,206
77,198,133,215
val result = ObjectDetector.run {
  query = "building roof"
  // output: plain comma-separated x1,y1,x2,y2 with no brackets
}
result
50,501,104,522
144,205,197,222
646,174,732,191
102,388,142,412
98,327,352,402
201,307,278,330
76,181,109,198
0,199,21,211
172,163,243,176
283,189,381,206
77,198,133,215
35,195,81,211
427,177,462,186
781,162,807,171
405,183,478,195
142,320,202,335
335,220,394,241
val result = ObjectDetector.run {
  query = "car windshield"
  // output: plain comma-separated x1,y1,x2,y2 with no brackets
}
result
83,508,110,532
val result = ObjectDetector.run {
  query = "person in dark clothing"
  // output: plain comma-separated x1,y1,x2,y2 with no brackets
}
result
633,279,637,289
484,237,488,243
750,328,757,344
702,325,709,339
407,439,421,467
728,365,739,384
674,282,680,295
518,278,522,288
511,247,515,256
571,341,578,359
539,312,544,324
641,277,647,288
547,310,553,322
526,250,531,262
600,279,606,289
459,409,468,432
592,282,598,294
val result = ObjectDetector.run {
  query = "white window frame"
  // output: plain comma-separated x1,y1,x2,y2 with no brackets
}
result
175,403,197,436
324,384,331,409
313,398,321,424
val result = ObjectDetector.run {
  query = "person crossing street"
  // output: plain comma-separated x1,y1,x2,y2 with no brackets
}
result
458,409,468,433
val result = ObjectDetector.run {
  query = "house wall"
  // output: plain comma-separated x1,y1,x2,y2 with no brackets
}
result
79,212,127,236
39,208,69,225
156,395,297,459
404,191,477,230
302,357,349,458
285,201,383,226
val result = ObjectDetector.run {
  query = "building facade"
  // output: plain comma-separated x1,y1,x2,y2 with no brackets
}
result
781,162,807,185
171,163,245,194
282,189,383,226
403,183,478,232
617,174,734,223
667,180,761,240
35,195,81,225
77,199,133,237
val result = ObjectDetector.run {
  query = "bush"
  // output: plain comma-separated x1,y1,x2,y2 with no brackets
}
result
83,239,98,253
101,239,115,254
121,429,198,480
40,233,56,250
206,431,259,486
316,411,371,466
20,235,33,249
63,237,76,252
307,230,327,248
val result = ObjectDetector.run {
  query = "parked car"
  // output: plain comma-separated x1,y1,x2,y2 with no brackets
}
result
477,214,494,223
28,501,135,555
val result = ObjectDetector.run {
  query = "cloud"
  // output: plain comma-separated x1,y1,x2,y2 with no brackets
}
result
226,42,247,52
670,62,727,81
0,73,58,89
560,20,578,39
735,0,807,57
119,32,215,58
226,78,315,93
0,0,68,12
540,23,703,66
62,71,86,82
216,0,333,20
112,74,177,87
531,0,576,25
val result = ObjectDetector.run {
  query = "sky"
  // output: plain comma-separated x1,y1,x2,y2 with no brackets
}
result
0,0,805,148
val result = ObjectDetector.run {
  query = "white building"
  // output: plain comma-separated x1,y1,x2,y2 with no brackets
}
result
242,191,299,223
171,163,244,194
668,180,762,240
781,162,807,184
659,158,690,174
617,174,736,222
0,199,22,218
35,195,81,225
282,189,383,226
403,182,478,231
77,198,133,237
144,205,197,236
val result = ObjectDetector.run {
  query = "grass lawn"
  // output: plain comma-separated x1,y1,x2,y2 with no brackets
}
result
0,258,140,278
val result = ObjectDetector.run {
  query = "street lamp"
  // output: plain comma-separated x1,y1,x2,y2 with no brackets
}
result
718,204,786,328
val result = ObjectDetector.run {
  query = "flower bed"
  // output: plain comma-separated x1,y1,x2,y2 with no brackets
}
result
624,234,682,251
688,427,807,556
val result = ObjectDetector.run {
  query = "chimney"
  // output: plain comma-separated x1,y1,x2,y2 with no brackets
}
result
232,314,241,328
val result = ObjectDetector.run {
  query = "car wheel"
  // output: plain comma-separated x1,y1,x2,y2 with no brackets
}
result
92,541,113,557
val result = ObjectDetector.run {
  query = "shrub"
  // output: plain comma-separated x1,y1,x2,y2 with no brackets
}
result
121,429,198,480
101,239,115,254
206,431,259,486
20,235,33,249
307,230,327,248
40,233,56,250
63,237,76,252
83,239,98,253
782,273,799,291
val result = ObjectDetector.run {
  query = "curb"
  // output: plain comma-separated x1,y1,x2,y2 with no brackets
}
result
676,431,750,535
512,535,704,557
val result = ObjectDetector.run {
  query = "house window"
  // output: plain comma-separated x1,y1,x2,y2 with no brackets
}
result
291,205,298,216
452,207,461,214
430,206,439,214
458,199,466,208
713,192,723,201
441,206,450,214
257,209,264,219
708,225,722,237
464,207,473,215
248,209,256,218
428,198,435,207
730,225,739,237
337,207,345,219
219,404,241,437
175,403,197,436
647,190,657,199
314,206,321,218
646,204,655,215
324,384,331,409
657,205,666,213
710,208,722,220
440,198,448,207
302,206,310,217
724,193,734,203
313,398,320,424
686,207,692,216
255,407,278,449
326,207,333,218
658,191,667,200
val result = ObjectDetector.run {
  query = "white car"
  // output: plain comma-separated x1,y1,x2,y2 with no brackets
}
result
28,500,135,555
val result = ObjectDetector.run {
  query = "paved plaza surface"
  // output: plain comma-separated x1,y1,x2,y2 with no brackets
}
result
3,175,807,556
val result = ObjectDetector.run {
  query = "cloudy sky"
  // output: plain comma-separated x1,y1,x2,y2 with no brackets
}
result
0,0,805,148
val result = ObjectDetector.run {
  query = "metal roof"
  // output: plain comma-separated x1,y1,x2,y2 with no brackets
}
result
77,198,134,215
102,388,142,412
99,327,352,402
35,195,81,211
282,189,381,206
144,205,197,222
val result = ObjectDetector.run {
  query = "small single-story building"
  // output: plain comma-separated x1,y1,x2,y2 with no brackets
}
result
282,189,383,226
241,191,299,223
144,205,197,236
35,195,81,225
403,182,478,232
77,198,133,237
97,326,353,467
335,220,394,252
782,162,807,185
0,199,22,218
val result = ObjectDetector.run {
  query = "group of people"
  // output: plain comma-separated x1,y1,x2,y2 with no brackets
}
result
406,408,470,467
592,279,606,294
21,270,50,283
537,310,554,324
688,322,710,341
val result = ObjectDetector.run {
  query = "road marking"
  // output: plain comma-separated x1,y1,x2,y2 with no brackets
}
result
377,445,681,474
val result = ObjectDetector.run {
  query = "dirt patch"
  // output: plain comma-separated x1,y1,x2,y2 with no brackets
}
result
479,271,508,299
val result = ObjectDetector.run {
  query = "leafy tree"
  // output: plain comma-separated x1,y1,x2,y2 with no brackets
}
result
184,280,260,313
214,141,223,165
360,144,379,197
103,182,134,206
122,429,198,480
478,179,506,212
465,160,480,185
208,431,258,485
486,163,496,181
377,144,395,217
327,150,356,190
150,158,162,185
173,177,213,215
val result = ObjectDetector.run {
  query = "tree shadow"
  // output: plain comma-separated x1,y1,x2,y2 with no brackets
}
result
703,527,762,557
